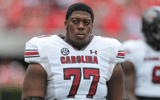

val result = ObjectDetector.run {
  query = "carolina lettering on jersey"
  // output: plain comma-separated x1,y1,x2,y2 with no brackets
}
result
60,55,98,64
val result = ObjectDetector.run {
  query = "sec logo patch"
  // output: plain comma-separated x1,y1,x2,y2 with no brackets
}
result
61,48,70,56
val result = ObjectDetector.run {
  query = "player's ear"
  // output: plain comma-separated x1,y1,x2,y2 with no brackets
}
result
64,20,67,29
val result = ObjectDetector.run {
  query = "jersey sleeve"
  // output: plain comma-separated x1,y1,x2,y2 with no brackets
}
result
24,37,43,65
24,36,55,77
105,38,125,81
115,40,125,63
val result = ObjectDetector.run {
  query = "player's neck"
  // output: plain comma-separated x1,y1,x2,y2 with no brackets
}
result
72,41,90,50
64,37,92,50
65,39,90,50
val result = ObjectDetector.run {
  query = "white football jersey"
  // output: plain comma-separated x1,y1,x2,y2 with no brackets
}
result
122,40,160,97
24,35,125,100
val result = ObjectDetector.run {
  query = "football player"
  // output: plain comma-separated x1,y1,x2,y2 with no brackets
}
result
122,6,160,100
22,3,127,100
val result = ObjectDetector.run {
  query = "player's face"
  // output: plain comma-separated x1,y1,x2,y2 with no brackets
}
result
65,11,93,48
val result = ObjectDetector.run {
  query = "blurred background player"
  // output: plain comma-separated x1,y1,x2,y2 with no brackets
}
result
22,2,126,100
122,6,160,100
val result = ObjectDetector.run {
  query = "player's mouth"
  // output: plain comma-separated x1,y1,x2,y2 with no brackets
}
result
76,32,85,38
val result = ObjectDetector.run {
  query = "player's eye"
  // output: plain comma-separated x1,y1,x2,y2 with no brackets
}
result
72,20,78,24
85,22,90,25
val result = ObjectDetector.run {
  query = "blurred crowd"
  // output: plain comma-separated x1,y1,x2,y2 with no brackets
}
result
0,0,160,92
0,58,25,88
0,0,159,39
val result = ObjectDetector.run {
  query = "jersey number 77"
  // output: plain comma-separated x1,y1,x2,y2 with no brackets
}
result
63,68,100,98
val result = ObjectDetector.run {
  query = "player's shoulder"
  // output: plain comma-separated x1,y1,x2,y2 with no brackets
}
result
27,35,57,43
94,36,121,46
93,36,125,63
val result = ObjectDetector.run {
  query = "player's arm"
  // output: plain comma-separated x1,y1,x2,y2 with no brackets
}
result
122,61,137,100
22,63,47,100
107,64,127,100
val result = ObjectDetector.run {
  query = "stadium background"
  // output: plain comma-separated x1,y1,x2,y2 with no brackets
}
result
0,0,159,99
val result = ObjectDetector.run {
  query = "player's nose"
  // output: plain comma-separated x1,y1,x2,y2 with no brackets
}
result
78,22,84,30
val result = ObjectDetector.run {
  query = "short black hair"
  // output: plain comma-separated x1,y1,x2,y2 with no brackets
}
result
65,3,94,23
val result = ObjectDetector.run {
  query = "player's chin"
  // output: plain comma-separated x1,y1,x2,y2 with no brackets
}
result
74,39,88,46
